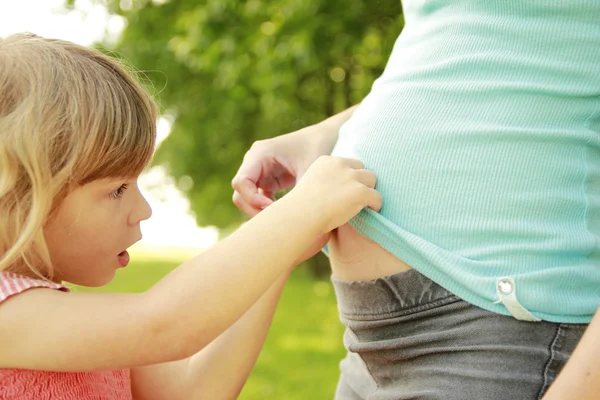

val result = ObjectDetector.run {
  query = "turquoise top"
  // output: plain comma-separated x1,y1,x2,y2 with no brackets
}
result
331,0,600,323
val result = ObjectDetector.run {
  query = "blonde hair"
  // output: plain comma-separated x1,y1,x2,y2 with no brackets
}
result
0,33,157,278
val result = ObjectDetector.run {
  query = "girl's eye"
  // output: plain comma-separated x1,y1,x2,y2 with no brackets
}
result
110,184,129,199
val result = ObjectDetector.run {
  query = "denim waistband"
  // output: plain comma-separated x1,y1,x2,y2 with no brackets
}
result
331,268,460,320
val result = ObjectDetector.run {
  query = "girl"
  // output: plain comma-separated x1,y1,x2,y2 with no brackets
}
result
0,33,382,399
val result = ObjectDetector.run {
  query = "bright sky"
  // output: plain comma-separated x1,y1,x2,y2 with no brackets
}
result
0,0,219,250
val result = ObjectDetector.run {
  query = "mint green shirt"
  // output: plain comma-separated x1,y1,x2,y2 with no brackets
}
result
331,0,600,323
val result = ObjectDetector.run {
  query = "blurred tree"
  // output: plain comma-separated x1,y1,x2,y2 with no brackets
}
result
77,0,404,275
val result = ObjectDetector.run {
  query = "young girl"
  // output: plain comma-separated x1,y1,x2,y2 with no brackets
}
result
0,33,382,399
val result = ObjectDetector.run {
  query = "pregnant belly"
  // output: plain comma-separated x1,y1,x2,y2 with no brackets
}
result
328,223,412,281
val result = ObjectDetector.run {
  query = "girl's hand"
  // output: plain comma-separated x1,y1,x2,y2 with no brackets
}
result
287,155,381,234
232,123,340,217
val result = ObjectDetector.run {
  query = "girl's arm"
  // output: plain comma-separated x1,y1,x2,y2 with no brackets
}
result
130,273,289,400
542,308,600,400
0,197,315,371
0,156,381,372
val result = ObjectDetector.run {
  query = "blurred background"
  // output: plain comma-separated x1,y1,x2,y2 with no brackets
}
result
1,0,404,397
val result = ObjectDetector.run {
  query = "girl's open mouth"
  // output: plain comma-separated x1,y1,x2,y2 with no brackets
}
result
117,250,130,267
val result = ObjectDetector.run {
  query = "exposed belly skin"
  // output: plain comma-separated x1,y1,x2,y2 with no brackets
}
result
329,223,412,282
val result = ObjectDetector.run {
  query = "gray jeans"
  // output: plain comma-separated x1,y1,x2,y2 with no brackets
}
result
332,269,587,400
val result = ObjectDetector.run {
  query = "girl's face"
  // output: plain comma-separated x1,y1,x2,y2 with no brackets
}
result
43,177,152,287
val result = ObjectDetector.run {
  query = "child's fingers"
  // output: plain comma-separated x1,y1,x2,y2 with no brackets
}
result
231,174,257,202
231,157,267,206
365,188,383,212
354,169,377,189
232,191,262,217
256,175,279,201
340,157,365,170
232,176,272,209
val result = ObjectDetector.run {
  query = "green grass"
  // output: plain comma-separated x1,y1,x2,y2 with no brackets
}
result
69,253,345,399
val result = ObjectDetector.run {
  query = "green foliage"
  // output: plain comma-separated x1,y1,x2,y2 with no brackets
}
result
100,0,403,228
70,256,345,399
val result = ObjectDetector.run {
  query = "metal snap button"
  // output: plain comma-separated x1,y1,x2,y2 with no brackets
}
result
498,279,514,295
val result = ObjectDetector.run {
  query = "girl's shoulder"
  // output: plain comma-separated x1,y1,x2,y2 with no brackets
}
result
0,271,69,305
0,273,132,399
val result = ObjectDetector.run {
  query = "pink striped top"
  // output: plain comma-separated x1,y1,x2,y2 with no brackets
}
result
0,271,132,400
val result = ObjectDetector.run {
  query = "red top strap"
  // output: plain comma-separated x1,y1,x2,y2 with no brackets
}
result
0,271,69,303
